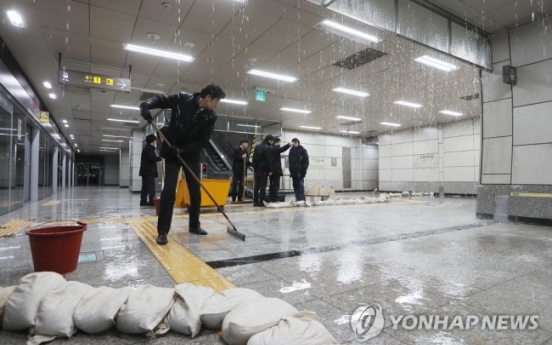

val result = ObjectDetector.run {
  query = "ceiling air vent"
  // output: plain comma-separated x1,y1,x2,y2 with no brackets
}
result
333,47,387,70
339,120,363,126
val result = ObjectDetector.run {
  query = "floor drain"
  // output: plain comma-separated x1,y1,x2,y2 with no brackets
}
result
78,251,103,263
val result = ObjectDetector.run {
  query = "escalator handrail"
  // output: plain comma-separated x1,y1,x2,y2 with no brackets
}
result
208,139,233,171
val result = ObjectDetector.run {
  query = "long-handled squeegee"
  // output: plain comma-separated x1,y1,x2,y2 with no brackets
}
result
151,122,246,241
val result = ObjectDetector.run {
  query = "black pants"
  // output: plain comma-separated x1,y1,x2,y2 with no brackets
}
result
140,176,155,203
253,173,268,205
158,159,201,235
269,174,281,202
230,170,245,201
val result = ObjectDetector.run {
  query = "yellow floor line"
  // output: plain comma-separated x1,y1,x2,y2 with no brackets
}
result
42,200,62,206
128,218,236,292
0,219,34,237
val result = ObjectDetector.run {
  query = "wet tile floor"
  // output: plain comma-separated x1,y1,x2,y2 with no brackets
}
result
0,187,551,344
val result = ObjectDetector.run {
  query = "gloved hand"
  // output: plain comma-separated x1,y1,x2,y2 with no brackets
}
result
300,171,306,179
140,108,153,123
169,146,181,157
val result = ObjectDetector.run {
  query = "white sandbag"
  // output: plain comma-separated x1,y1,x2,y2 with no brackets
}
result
32,281,93,338
115,284,175,335
3,272,67,331
74,286,131,334
247,311,339,345
167,283,215,337
200,288,263,330
0,286,16,329
222,297,299,345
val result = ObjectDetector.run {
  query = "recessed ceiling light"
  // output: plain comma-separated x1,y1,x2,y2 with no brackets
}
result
43,81,52,89
340,130,360,134
124,44,194,62
439,110,463,116
380,122,401,127
107,118,140,124
77,149,80,152
221,99,248,105
247,69,297,82
49,93,57,99
332,88,369,97
280,107,311,114
319,20,378,43
299,126,321,130
6,10,25,28
111,104,140,110
74,144,78,147
394,100,422,108
103,134,130,138
62,119,68,123
414,55,457,72
336,115,361,121
64,124,69,127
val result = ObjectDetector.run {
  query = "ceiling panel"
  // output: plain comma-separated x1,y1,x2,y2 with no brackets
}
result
252,18,311,52
38,0,89,36
90,0,141,16
180,0,240,37
131,17,182,48
138,0,194,26
216,8,281,51
90,6,136,43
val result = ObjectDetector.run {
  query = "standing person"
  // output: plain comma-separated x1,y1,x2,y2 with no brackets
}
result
140,84,226,245
268,137,291,203
288,138,309,202
139,134,162,207
252,134,274,207
230,139,252,202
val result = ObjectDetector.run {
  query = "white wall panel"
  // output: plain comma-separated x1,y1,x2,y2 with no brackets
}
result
512,143,552,184
513,101,552,146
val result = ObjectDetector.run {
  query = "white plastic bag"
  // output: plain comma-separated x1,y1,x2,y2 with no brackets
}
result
247,311,339,345
74,286,131,334
30,281,93,343
0,286,16,329
115,284,175,335
167,283,215,337
3,272,67,331
222,297,298,345
200,288,263,330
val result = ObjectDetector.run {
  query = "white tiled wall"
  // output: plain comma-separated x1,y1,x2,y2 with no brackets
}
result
129,131,143,192
119,149,129,187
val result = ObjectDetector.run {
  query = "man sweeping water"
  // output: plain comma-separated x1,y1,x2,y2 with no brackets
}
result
140,84,226,245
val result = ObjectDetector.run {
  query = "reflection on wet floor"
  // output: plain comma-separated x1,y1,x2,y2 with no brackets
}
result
0,187,551,344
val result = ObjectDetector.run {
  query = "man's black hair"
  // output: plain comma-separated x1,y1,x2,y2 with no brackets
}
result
273,137,281,144
200,84,226,100
240,139,249,145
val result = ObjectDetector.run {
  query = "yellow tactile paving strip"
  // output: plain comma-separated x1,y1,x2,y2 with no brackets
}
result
42,200,62,206
0,219,34,238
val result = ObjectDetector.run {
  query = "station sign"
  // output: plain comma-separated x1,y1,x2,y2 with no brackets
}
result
58,69,131,93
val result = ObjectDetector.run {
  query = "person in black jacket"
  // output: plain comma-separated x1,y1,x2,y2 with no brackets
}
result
268,137,291,203
252,134,274,207
230,139,252,202
139,134,162,207
140,84,226,244
288,138,309,202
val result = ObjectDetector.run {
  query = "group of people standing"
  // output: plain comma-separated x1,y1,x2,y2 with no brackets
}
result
230,135,310,207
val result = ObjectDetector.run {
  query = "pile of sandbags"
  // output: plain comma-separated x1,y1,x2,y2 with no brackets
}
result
1,272,339,345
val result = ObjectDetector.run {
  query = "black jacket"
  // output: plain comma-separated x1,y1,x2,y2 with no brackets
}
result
139,143,162,177
252,141,272,175
140,92,217,162
288,145,309,178
232,146,252,174
270,143,291,176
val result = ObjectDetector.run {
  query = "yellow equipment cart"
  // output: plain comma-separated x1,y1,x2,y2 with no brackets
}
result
175,178,231,209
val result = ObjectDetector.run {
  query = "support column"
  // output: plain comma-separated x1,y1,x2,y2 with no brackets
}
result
129,130,143,192
52,147,58,194
61,153,66,190
30,129,39,201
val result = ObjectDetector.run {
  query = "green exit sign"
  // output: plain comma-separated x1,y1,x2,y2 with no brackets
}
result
255,89,266,102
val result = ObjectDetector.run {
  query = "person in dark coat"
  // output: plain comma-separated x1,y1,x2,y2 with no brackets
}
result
230,139,252,202
288,138,309,202
139,134,162,207
268,137,291,202
140,84,226,244
252,134,274,207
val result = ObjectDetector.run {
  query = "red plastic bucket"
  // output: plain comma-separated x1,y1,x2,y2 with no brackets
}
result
26,221,87,274
153,196,160,216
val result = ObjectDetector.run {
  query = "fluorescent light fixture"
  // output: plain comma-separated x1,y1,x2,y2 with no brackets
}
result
103,134,130,138
439,110,463,116
102,139,124,143
414,55,457,72
237,124,260,128
43,81,52,89
394,100,422,108
101,127,129,131
111,104,140,110
6,10,24,28
64,124,69,127
336,115,361,121
332,87,369,97
299,126,321,130
247,69,297,82
221,99,248,105
74,144,78,147
62,119,67,123
49,93,57,99
0,128,16,131
107,118,140,124
99,146,119,150
77,149,80,152
123,44,194,62
340,130,360,134
280,107,311,114
320,20,378,43
380,122,401,127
